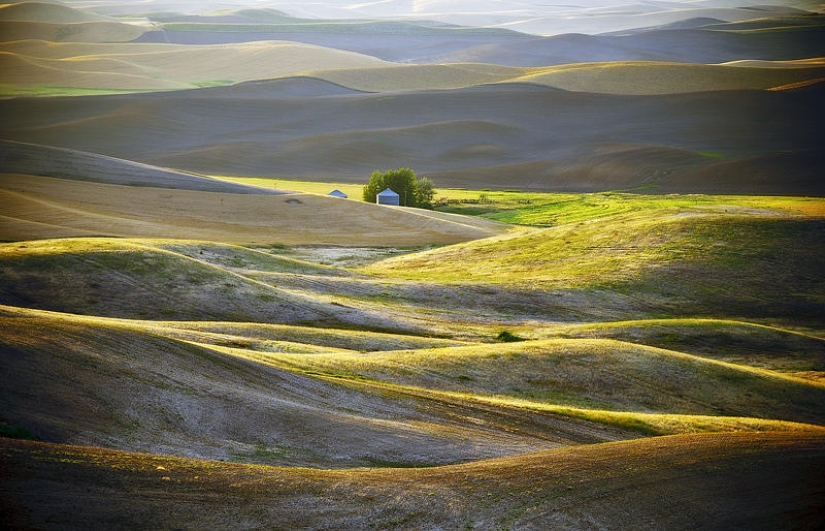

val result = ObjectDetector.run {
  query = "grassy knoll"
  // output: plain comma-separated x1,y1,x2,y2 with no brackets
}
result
533,318,825,376
0,173,502,245
1,305,636,468
0,238,381,327
365,205,825,325
233,337,825,426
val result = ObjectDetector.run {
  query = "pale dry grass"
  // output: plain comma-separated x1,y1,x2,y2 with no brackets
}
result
0,38,387,92
5,34,823,95
0,174,505,245
512,61,825,94
0,21,148,44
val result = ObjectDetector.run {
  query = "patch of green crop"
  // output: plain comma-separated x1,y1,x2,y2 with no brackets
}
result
0,84,171,98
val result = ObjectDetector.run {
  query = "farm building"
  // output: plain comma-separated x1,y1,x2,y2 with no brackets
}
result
377,188,400,206
328,189,348,198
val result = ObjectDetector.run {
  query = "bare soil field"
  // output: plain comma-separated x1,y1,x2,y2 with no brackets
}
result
0,172,504,245
3,432,824,530
2,82,822,194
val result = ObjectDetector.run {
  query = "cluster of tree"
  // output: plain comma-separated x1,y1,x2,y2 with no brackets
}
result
362,168,435,209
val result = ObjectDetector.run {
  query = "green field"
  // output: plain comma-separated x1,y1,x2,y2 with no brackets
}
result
212,175,824,224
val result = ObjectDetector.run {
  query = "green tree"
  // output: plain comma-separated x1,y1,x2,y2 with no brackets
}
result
414,176,435,209
362,169,386,204
362,168,435,208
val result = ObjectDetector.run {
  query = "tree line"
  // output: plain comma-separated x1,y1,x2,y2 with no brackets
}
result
362,168,435,209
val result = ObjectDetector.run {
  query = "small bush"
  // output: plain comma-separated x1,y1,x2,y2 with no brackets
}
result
496,331,526,342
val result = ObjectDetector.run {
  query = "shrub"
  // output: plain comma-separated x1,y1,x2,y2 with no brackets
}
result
496,331,526,342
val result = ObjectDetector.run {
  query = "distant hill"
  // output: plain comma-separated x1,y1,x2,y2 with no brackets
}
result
0,1,111,23
0,1,148,42
3,81,821,196
0,140,274,193
0,142,506,245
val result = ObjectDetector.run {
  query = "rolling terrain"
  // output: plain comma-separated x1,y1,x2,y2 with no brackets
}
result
3,432,825,530
2,0,825,529
2,179,825,527
2,1,823,194
2,81,822,194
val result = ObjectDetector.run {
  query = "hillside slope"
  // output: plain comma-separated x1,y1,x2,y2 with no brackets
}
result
0,305,638,468
2,433,824,530
2,82,821,195
0,140,277,193
367,208,825,325
0,38,387,93
0,1,149,42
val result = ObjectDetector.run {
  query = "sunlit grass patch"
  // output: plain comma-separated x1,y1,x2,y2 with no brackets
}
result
472,397,825,436
209,336,825,426
534,318,825,374
361,207,825,326
209,175,365,199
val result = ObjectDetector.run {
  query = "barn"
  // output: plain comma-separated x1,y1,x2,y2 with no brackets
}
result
328,189,348,198
376,188,400,206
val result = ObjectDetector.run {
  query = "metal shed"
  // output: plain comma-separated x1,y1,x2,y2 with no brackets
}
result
376,188,400,206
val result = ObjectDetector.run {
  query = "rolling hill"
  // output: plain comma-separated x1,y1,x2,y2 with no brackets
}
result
2,80,820,194
367,206,825,324
2,1,825,529
2,427,824,529
0,38,388,93
3,305,616,468
0,1,113,24
0,1,149,43
1,2,821,195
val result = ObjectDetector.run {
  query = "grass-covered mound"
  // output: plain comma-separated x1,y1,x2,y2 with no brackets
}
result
538,318,825,376
0,238,364,325
0,172,504,245
267,338,825,425
0,305,638,468
366,203,825,325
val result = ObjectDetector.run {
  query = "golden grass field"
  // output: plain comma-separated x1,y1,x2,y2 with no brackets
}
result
2,0,825,529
